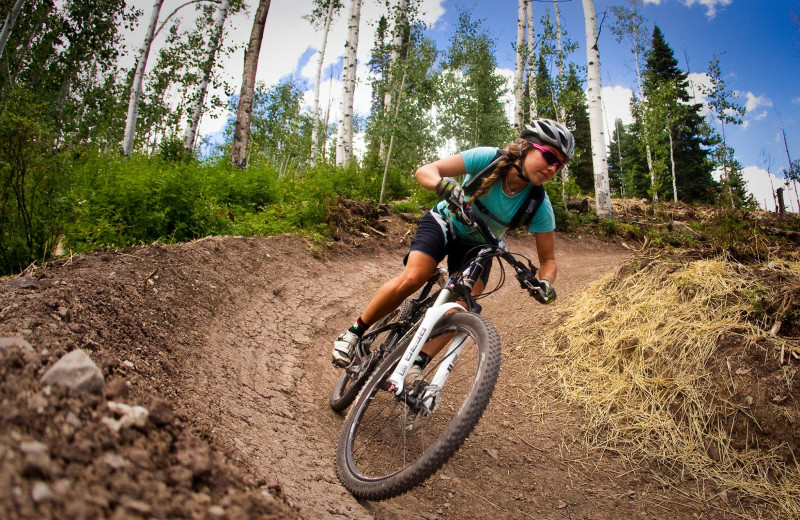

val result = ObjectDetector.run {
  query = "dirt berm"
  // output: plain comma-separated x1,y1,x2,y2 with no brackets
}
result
1,214,742,519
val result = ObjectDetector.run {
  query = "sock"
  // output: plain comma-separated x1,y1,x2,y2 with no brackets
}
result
348,317,370,338
412,351,431,369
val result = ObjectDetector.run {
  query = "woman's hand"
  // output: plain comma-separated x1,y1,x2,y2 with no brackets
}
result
435,178,464,207
531,279,556,304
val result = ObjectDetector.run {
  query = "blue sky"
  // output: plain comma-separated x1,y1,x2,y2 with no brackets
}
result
126,0,800,210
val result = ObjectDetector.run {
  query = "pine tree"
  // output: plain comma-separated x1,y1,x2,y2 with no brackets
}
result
561,65,592,194
608,118,651,198
615,103,655,198
643,25,716,203
703,53,746,207
534,54,556,120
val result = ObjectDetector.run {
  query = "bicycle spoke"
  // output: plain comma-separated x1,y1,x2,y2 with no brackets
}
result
347,325,481,480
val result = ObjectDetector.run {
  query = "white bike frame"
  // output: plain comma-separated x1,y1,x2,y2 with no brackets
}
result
386,285,468,395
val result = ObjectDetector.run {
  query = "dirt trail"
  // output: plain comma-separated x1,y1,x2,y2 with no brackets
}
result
0,219,737,519
178,230,718,520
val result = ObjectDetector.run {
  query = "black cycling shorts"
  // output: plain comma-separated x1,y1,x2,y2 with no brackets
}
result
405,210,492,285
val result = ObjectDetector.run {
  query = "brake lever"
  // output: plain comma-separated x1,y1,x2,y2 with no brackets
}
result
449,202,474,226
516,268,542,294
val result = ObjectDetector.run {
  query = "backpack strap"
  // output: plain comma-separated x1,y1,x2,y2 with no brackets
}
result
462,149,505,196
508,184,546,230
472,184,546,231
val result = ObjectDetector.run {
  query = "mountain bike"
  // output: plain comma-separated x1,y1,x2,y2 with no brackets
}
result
333,202,549,500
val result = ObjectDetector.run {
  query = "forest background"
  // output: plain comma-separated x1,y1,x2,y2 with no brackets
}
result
0,0,799,276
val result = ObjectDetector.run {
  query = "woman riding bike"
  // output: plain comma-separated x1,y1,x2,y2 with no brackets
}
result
332,118,576,386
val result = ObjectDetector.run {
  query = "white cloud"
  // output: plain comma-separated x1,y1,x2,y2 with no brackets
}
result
740,165,799,212
643,0,732,18
745,92,773,113
687,72,712,114
601,85,635,127
793,97,800,105
496,67,516,123
681,0,732,18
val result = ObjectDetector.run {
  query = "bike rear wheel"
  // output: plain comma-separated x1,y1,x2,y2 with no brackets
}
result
329,300,413,412
335,312,501,500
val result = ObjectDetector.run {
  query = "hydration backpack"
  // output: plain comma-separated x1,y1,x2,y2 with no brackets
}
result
461,149,546,230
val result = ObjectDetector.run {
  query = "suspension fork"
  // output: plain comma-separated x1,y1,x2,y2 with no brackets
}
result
386,286,467,394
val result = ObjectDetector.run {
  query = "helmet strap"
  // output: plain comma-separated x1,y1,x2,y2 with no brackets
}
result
514,156,528,182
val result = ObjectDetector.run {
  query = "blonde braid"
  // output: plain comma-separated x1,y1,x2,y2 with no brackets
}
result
470,140,530,199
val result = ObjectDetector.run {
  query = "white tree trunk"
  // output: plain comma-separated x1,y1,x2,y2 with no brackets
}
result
513,0,526,129
379,0,409,158
582,0,612,219
554,0,567,125
122,0,165,156
0,0,25,60
231,0,271,168
380,70,407,204
382,0,408,117
554,0,568,196
668,126,677,202
525,0,536,121
336,0,362,165
310,0,336,164
183,0,231,152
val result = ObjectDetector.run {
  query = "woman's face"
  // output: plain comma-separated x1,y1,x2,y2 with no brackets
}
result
521,144,567,185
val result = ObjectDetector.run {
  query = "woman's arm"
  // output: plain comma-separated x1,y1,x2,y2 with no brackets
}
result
415,154,467,191
534,231,557,283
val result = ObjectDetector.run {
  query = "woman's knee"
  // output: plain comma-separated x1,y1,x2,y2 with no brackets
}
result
396,268,432,295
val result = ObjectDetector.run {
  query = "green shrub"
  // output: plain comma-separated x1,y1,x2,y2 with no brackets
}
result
0,88,71,274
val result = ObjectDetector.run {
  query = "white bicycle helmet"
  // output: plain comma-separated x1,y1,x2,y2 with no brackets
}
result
520,119,576,161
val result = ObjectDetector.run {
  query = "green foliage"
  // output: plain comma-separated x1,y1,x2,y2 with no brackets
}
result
561,65,593,194
224,78,312,171
608,115,651,198
0,0,139,150
610,25,717,204
0,88,71,274
437,11,514,149
0,137,433,276
534,54,556,120
363,22,440,186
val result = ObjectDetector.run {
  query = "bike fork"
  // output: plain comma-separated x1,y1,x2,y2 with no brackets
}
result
385,289,466,394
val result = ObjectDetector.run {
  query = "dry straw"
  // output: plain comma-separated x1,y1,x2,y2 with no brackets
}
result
544,258,800,517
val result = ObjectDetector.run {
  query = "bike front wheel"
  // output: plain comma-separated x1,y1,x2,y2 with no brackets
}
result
336,312,501,500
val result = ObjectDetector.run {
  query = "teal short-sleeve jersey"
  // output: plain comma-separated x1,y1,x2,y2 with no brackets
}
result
433,147,556,242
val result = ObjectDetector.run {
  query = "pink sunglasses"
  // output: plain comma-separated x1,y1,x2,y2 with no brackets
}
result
529,142,565,171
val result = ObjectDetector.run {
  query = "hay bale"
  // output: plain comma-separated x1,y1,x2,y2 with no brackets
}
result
543,258,800,516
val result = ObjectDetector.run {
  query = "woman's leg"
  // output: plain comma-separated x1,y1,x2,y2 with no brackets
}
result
360,251,437,325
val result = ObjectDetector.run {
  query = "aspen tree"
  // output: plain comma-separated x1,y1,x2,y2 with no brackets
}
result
581,0,612,218
335,0,363,165
183,0,231,153
231,0,272,168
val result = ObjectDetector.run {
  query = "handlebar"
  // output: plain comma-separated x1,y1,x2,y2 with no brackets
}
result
447,201,547,299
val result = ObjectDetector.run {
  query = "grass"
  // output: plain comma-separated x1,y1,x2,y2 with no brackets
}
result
540,257,800,518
